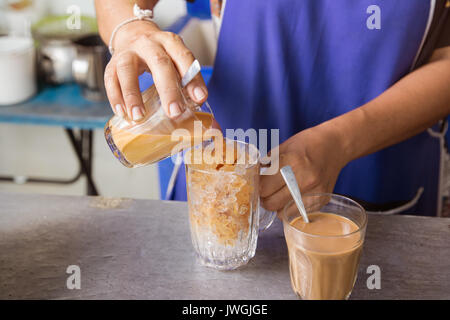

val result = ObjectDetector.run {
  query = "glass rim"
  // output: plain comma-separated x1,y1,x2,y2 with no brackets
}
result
184,138,261,174
282,193,368,239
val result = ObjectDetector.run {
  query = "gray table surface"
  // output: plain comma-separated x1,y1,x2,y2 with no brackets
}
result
0,192,449,300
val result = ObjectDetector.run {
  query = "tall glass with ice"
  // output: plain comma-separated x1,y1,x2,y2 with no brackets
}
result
185,139,275,270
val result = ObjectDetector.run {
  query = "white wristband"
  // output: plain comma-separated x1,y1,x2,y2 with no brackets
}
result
108,4,154,55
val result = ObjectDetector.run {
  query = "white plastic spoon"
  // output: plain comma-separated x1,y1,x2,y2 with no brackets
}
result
181,59,201,87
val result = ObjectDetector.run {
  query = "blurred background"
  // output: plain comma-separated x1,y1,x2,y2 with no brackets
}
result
0,0,215,199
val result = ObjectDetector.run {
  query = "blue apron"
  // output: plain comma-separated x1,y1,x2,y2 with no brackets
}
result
170,0,440,216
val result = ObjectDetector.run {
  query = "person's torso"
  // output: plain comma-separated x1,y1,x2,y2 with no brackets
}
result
198,0,440,215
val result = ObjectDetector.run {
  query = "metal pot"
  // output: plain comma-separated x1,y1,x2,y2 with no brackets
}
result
72,34,109,101
32,15,99,85
36,36,77,84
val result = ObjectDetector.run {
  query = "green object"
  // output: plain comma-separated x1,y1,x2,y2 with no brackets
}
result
32,15,98,40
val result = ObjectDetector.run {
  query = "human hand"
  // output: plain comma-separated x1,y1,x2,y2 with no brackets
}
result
260,124,349,212
104,20,208,121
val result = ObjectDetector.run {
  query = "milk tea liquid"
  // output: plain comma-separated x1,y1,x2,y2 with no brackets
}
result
110,112,213,166
285,212,363,300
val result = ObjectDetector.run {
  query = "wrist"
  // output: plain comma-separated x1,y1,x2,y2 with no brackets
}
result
112,19,159,53
313,116,358,169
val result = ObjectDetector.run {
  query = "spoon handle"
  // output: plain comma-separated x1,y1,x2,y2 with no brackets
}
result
280,165,310,223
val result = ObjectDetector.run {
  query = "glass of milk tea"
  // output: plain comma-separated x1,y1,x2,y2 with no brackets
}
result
104,84,215,168
281,193,367,300
185,138,276,270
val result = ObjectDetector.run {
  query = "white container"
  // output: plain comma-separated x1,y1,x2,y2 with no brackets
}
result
0,36,36,105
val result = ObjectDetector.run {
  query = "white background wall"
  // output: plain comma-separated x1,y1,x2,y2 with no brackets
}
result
0,0,189,199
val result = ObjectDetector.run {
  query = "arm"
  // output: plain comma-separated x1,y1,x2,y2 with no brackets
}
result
260,47,450,212
330,46,450,163
95,0,159,45
94,0,208,120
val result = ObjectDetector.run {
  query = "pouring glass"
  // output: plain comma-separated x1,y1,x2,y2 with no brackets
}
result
104,60,214,168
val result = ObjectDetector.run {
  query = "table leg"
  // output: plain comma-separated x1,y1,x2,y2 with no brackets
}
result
0,129,83,185
0,128,99,196
83,130,96,196
65,129,99,196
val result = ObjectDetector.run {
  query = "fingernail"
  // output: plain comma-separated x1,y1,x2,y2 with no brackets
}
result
193,87,206,101
131,106,144,121
115,104,125,117
169,102,182,117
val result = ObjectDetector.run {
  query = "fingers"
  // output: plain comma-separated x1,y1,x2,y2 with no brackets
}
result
104,30,205,121
260,171,285,198
261,186,292,212
157,32,208,104
137,42,185,118
260,152,319,212
115,51,146,121
260,171,288,212
259,153,290,212
185,73,208,104
259,153,292,198
104,62,126,117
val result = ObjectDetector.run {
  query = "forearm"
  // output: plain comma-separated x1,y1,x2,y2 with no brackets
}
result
322,46,450,164
94,0,159,44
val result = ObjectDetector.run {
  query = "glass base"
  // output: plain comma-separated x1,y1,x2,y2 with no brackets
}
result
196,254,252,271
294,290,353,300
